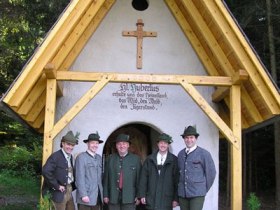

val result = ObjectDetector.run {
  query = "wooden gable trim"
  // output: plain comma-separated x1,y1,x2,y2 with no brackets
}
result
59,0,115,71
208,0,280,114
43,71,248,150
165,0,219,76
51,0,115,71
176,0,234,76
25,90,46,123
3,0,103,108
17,75,46,116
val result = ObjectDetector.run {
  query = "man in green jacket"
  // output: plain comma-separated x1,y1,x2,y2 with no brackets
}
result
103,133,142,210
139,133,179,210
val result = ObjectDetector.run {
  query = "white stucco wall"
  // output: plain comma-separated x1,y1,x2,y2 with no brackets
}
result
53,0,219,209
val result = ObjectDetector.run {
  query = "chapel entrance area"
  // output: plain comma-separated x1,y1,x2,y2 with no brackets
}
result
102,123,160,210
103,123,160,162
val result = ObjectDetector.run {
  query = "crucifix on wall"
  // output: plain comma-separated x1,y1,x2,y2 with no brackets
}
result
122,19,157,69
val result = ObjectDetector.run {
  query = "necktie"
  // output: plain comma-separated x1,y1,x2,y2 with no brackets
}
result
158,155,164,174
119,156,124,190
67,156,73,184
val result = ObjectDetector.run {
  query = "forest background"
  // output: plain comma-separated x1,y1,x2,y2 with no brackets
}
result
0,0,280,209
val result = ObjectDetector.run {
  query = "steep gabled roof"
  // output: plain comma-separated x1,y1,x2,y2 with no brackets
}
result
1,0,280,133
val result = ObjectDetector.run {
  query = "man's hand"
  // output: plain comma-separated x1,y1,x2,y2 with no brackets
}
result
82,196,90,203
141,197,146,204
135,198,140,205
104,197,109,204
58,185,65,193
172,201,178,207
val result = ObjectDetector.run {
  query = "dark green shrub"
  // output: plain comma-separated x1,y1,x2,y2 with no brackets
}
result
0,144,41,177
247,193,261,210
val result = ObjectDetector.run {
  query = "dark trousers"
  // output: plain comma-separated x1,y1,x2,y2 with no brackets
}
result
108,203,135,210
179,196,205,210
78,203,100,210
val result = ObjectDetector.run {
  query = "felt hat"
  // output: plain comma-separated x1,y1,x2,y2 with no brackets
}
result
61,131,78,145
83,132,103,143
181,126,199,138
115,133,130,143
157,133,173,144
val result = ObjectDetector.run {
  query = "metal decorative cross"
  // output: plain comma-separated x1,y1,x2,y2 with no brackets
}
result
122,19,157,69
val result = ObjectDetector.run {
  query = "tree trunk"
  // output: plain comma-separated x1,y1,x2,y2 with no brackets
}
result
248,133,253,193
266,0,280,209
242,133,247,205
275,121,280,209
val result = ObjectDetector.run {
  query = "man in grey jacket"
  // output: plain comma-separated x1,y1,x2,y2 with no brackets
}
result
75,132,104,210
177,126,216,210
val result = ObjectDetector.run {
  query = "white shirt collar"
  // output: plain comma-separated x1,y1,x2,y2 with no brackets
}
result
157,151,167,165
61,148,71,160
87,150,96,157
186,144,197,154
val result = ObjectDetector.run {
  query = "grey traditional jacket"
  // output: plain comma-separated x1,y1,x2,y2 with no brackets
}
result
177,146,216,198
139,150,179,210
75,151,103,206
103,152,141,204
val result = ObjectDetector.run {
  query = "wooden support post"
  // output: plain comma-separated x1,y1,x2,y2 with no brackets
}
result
230,85,242,210
42,79,57,166
50,75,111,138
122,19,157,69
180,81,240,148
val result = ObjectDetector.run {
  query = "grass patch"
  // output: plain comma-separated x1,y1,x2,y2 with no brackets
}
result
0,171,40,196
0,171,40,210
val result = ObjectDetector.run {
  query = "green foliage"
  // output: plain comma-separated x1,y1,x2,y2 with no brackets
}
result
0,170,40,210
0,143,42,177
247,193,261,210
0,170,40,196
38,192,52,210
224,0,280,86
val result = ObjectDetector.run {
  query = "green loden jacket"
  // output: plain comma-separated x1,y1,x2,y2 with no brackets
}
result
103,152,142,204
139,151,179,210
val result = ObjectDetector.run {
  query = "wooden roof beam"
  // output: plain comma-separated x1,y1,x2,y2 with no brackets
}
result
203,0,280,114
212,69,263,123
30,109,45,129
25,90,46,123
180,80,240,148
177,0,234,76
51,0,114,71
44,63,63,96
232,69,249,84
213,69,248,101
60,0,115,71
3,0,98,108
223,93,263,125
17,74,46,116
44,63,56,79
165,0,219,76
56,71,234,86
49,75,112,140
